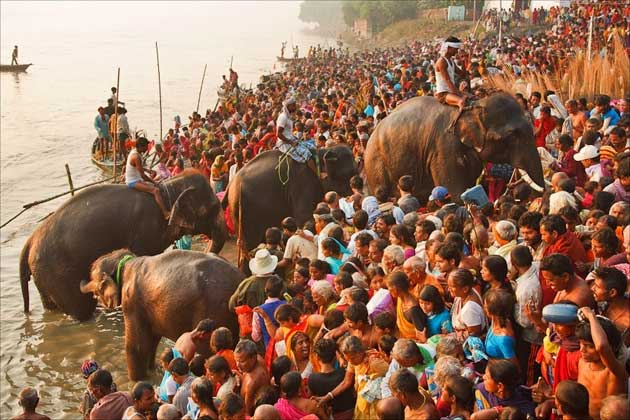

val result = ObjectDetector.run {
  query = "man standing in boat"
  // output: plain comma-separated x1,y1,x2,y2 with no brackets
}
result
94,107,110,159
11,45,18,65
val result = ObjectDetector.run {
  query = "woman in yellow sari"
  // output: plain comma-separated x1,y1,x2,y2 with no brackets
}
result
387,271,428,342
315,336,389,420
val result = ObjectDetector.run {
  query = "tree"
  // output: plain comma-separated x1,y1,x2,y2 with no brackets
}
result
299,1,345,30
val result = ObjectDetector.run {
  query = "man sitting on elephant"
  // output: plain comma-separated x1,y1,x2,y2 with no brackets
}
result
174,318,216,361
275,98,317,173
125,137,170,220
435,36,469,115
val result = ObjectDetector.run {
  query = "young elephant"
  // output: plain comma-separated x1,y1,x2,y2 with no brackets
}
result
79,248,244,380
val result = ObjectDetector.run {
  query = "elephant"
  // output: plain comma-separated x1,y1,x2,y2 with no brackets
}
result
19,170,227,321
79,248,244,380
364,92,545,203
225,145,357,252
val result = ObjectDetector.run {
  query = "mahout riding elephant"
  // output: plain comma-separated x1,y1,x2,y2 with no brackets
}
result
20,169,227,320
364,92,545,203
79,248,244,380
225,145,357,252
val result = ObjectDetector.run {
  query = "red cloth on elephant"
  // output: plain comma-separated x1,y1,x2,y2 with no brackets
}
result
216,191,235,235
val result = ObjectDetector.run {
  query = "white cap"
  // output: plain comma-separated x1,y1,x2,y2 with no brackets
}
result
574,145,599,161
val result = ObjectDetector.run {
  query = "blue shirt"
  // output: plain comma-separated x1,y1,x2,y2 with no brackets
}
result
94,114,110,140
485,326,516,359
601,107,620,127
364,104,374,117
426,309,453,337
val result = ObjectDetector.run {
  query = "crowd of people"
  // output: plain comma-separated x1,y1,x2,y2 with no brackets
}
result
15,1,630,420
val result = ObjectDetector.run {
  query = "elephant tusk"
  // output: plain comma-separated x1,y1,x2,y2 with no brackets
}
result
517,169,549,192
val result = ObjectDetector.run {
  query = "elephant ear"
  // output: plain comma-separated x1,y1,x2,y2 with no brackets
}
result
79,272,112,297
456,105,488,153
168,187,196,229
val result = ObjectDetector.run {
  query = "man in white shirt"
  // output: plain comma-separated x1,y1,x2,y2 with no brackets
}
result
510,245,543,386
313,211,339,260
277,217,317,270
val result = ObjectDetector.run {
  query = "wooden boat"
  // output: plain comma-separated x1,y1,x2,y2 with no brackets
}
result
91,138,124,172
0,63,32,72
276,56,303,63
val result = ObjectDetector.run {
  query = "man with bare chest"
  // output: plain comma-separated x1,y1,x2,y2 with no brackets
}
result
234,339,270,416
541,254,595,308
344,302,380,350
576,307,627,420
174,318,216,361
590,267,630,346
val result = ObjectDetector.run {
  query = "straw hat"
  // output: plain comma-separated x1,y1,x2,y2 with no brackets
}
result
249,249,278,276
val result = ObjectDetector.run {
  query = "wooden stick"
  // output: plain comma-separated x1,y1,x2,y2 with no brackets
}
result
113,67,120,180
65,163,75,196
1,175,117,229
156,42,163,144
196,64,207,113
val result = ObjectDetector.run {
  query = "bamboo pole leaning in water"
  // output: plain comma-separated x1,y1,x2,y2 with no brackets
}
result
196,64,207,114
156,42,163,144
113,67,120,181
65,164,75,196
0,174,118,229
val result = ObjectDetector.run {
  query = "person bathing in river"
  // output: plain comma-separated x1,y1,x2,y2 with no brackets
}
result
434,36,469,115
125,137,170,220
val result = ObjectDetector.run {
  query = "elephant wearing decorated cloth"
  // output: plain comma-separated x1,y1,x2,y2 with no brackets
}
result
80,248,244,380
364,92,545,203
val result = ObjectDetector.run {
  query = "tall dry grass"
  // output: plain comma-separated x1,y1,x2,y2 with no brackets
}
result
487,35,629,102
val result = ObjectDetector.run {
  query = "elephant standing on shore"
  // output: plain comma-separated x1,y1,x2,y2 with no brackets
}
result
225,145,357,252
19,170,227,320
364,92,545,203
79,249,244,380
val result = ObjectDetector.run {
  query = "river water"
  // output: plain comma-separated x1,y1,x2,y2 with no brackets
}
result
0,2,330,417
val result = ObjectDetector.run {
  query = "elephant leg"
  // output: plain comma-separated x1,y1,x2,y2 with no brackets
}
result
147,335,161,371
40,293,58,310
124,314,153,381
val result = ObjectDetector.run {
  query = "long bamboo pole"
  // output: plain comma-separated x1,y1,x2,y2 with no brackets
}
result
156,42,163,143
1,175,117,229
113,67,120,180
196,64,207,113
65,163,75,196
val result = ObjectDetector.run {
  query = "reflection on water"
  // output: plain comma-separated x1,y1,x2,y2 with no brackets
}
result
1,1,329,417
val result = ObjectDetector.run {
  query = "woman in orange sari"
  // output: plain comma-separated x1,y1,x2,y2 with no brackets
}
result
387,271,428,343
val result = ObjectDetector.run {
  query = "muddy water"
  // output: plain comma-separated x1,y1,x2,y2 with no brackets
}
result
0,2,329,417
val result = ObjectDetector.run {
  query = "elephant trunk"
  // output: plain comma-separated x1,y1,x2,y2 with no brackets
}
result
512,146,545,192
209,210,228,254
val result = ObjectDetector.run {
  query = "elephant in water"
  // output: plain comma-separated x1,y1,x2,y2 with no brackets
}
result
20,170,228,320
80,249,244,380
364,92,545,203
225,145,357,252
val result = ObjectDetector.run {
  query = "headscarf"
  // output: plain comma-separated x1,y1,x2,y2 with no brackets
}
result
440,41,462,55
282,97,296,117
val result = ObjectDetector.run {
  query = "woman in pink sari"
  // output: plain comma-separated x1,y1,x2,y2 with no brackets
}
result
274,372,327,420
